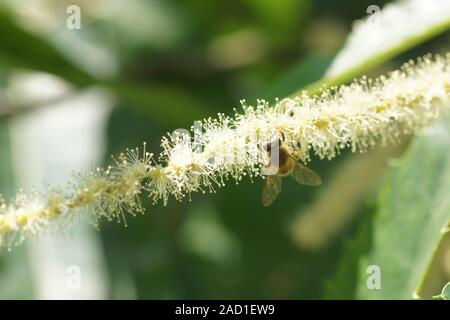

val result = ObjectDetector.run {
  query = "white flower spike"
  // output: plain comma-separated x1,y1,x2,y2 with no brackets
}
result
0,54,449,250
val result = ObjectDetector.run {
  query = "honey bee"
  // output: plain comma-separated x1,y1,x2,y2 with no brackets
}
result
260,137,321,207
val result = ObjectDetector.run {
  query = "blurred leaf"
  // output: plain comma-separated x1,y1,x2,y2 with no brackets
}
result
354,114,450,299
299,3,450,97
112,82,212,127
0,119,14,198
179,202,240,265
0,9,94,86
0,118,34,298
0,246,34,299
265,53,333,99
323,205,373,299
433,282,450,300
243,0,311,43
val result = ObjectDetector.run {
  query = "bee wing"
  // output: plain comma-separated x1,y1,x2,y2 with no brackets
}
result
262,175,282,207
291,162,322,186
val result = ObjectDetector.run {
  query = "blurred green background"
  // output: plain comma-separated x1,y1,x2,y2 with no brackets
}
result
0,0,449,299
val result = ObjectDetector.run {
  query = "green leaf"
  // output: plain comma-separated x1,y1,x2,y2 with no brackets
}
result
323,205,374,299
0,119,34,298
0,118,14,198
433,282,450,300
297,4,450,97
112,82,212,127
355,114,450,299
0,9,94,86
243,0,311,42
266,53,333,100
